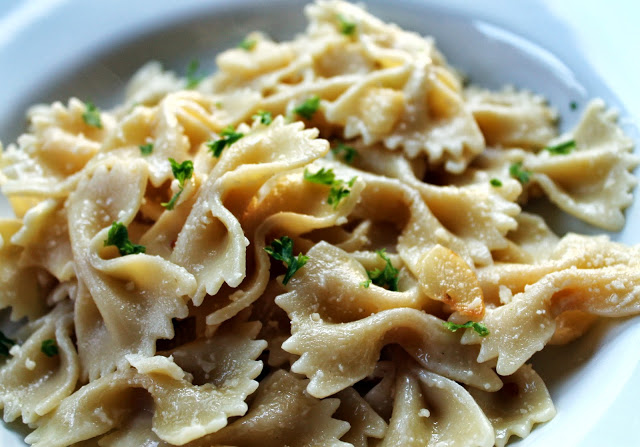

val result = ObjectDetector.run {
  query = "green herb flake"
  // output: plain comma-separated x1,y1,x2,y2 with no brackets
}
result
82,102,102,128
366,249,399,291
304,167,336,186
238,37,257,51
41,339,59,357
0,330,16,358
215,101,223,109
293,96,321,120
360,279,372,288
104,222,146,256
570,101,578,110
304,168,356,209
443,321,490,337
337,14,357,35
490,178,502,187
544,139,576,156
161,189,182,211
169,158,194,187
509,162,531,184
186,59,205,89
328,176,357,209
207,126,244,157
139,143,153,155
253,110,273,125
264,236,309,285
162,158,194,210
331,142,358,164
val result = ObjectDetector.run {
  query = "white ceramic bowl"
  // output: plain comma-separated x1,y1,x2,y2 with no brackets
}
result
1,1,638,446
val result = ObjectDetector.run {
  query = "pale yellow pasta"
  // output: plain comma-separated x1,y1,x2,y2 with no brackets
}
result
0,1,639,446
376,351,494,447
465,85,558,149
0,301,77,424
334,387,387,447
467,364,556,447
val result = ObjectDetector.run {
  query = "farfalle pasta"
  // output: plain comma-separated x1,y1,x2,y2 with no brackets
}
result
0,1,638,446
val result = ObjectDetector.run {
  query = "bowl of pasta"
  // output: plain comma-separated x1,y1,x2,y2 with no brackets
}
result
0,1,639,446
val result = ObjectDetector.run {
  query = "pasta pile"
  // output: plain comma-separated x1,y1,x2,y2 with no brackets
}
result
1,1,639,446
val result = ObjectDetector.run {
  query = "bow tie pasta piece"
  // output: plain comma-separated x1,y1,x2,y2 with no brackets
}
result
479,233,640,304
308,1,484,174
204,370,351,447
104,91,222,187
333,387,387,447
377,354,494,447
204,162,363,327
26,316,266,447
492,212,560,265
99,370,351,447
465,86,558,149
0,301,78,425
9,198,74,282
0,219,51,321
474,100,637,231
171,117,328,305
276,241,501,398
216,32,297,82
318,160,490,315
338,145,522,266
68,159,196,380
167,317,267,388
241,165,364,236
526,100,638,230
468,235,640,375
411,181,520,267
120,61,184,110
0,98,113,201
318,159,476,267
210,0,485,173
467,363,556,447
362,361,397,421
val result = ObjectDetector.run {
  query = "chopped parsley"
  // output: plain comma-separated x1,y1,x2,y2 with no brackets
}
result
215,101,223,109
443,321,490,337
104,222,146,256
304,167,336,186
82,102,102,128
360,279,372,288
328,176,356,208
0,331,16,358
168,158,193,187
162,158,194,210
238,37,257,51
570,101,578,110
293,96,321,120
41,339,59,357
544,139,576,155
303,167,357,209
366,249,399,291
331,142,358,164
490,178,502,187
253,110,273,125
207,126,244,157
139,143,153,155
509,162,531,184
185,59,205,89
264,236,309,285
337,14,356,35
